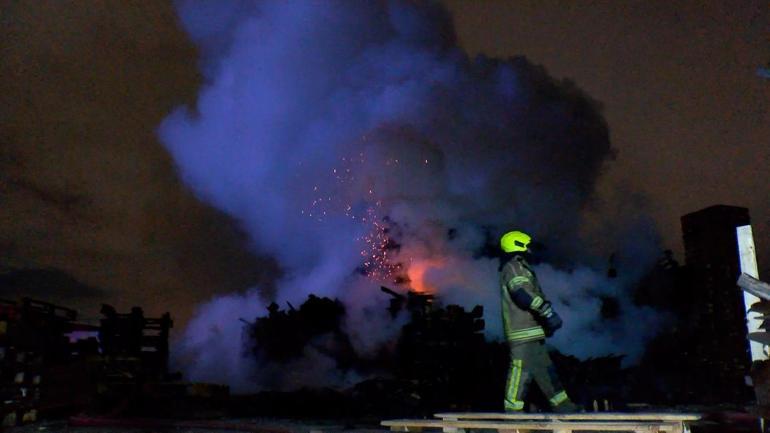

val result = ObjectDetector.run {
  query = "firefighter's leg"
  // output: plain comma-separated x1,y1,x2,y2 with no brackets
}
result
504,343,532,412
528,341,580,413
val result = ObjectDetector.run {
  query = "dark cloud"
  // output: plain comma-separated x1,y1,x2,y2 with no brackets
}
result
2,0,764,392
0,1,277,326
164,0,660,390
0,268,105,302
443,0,770,275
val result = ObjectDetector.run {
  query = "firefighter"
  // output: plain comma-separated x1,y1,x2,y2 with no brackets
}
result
499,230,580,413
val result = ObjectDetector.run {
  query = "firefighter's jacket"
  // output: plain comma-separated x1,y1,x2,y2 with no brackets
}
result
500,254,549,344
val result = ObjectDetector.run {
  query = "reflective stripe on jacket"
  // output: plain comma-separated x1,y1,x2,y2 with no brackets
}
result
500,255,546,344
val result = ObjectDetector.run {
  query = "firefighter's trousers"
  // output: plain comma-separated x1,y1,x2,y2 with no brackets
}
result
504,340,571,412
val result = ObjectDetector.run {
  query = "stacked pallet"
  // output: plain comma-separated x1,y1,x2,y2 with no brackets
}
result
98,305,172,380
0,298,77,426
0,299,35,427
0,349,43,426
0,298,77,427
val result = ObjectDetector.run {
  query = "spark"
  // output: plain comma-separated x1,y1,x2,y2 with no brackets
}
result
299,148,401,281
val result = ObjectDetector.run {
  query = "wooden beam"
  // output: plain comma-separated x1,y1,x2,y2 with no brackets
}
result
433,412,701,421
737,225,767,361
738,274,770,302
382,419,681,432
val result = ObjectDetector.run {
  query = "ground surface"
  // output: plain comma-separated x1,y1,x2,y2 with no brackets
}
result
7,419,388,433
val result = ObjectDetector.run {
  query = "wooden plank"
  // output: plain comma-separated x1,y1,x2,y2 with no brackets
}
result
738,274,770,302
385,422,669,433
434,412,701,421
737,226,767,361
382,419,680,432
749,332,770,345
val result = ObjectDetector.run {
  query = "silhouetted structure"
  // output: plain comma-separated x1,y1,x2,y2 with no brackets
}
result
681,205,753,404
0,298,85,426
99,305,172,375
240,289,636,417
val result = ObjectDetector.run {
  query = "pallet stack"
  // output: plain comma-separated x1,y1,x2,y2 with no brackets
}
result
0,298,76,427
0,347,42,427
381,287,492,411
98,305,172,380
92,305,179,415
0,299,36,427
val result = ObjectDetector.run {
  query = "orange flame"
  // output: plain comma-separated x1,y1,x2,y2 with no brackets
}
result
406,258,445,293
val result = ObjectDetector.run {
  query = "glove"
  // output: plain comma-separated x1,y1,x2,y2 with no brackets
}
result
541,310,563,337
534,300,554,318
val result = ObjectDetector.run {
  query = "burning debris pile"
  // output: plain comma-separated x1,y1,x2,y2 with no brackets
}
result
238,288,500,416
164,0,664,394
245,295,358,383
237,287,634,417
381,287,499,411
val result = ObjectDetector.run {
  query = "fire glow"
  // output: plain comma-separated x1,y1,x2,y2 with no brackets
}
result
160,0,658,390
299,148,442,283
406,258,445,294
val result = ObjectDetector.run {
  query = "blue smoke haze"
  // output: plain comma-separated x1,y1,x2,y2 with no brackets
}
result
161,0,662,391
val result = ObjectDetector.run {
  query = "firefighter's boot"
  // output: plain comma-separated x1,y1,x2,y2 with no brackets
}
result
550,393,581,413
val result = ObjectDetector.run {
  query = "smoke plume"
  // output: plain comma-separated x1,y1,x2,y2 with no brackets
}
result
161,0,661,391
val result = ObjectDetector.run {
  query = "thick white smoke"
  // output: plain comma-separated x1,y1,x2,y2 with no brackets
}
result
174,290,264,393
161,0,662,391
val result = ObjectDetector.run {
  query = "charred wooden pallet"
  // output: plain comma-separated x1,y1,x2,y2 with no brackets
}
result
382,412,700,433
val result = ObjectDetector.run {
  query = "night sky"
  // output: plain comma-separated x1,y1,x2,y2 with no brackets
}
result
1,0,768,330
444,0,770,274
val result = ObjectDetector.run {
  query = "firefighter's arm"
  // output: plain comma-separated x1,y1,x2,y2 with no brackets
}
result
503,263,552,317
504,264,563,336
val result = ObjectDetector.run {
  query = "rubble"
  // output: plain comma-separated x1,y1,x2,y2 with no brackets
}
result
240,288,629,417
1,262,738,424
246,295,354,365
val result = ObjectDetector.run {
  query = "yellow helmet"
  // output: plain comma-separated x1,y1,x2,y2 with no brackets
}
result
500,230,531,253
